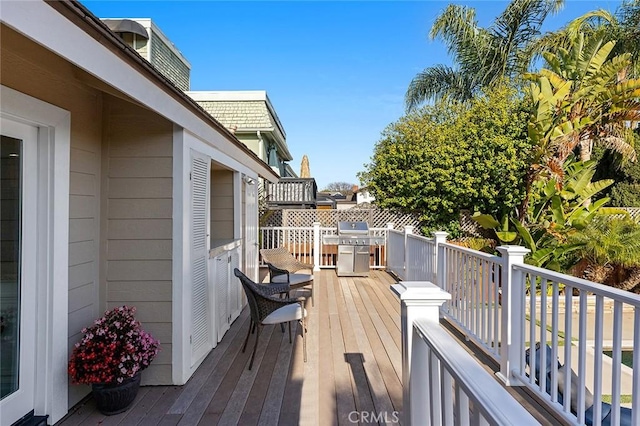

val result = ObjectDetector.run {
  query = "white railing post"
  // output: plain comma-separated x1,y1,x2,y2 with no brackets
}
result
391,281,451,425
433,231,448,286
403,226,413,279
312,222,321,272
386,222,394,265
496,245,529,386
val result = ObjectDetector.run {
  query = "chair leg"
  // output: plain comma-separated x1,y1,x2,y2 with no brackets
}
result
301,318,307,362
288,321,292,343
249,325,261,370
242,319,253,353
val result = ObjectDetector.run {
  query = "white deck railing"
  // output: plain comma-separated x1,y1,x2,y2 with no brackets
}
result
511,264,639,426
386,229,405,278
260,223,387,270
439,243,503,362
259,224,638,425
392,281,539,425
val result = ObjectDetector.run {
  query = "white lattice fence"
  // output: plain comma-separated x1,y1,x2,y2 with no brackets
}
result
620,207,640,222
262,208,423,235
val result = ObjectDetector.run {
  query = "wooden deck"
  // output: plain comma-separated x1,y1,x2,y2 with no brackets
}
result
57,270,403,425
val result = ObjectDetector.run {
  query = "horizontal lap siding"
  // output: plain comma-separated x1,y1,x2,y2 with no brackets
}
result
211,170,234,241
105,97,173,385
0,28,104,408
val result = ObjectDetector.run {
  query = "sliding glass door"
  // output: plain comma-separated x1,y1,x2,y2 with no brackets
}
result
0,118,37,425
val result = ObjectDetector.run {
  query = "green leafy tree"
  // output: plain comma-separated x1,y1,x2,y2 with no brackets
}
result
406,0,563,109
473,157,623,269
360,85,532,236
594,134,640,207
522,33,639,216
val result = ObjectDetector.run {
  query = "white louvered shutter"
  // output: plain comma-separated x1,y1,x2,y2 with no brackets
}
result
190,151,212,365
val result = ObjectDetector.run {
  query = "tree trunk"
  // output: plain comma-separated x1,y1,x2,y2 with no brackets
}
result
579,137,593,206
619,267,640,293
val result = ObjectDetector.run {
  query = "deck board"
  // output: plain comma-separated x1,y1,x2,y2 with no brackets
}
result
56,270,403,426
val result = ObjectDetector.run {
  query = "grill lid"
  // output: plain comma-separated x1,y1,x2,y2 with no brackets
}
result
337,221,369,235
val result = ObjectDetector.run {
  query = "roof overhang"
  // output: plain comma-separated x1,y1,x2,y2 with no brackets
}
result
3,0,279,182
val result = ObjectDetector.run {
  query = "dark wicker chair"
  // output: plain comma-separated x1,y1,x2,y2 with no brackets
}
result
261,247,314,306
234,268,307,370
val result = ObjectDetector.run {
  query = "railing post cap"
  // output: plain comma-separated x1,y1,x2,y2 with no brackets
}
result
391,281,451,301
404,225,414,233
433,231,448,238
496,245,530,256
313,221,321,226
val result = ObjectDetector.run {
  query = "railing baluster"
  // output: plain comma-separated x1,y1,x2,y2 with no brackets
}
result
551,280,559,403
475,256,480,337
611,301,623,425
577,291,587,424
563,287,573,414
540,277,548,398
457,386,470,425
494,262,499,356
430,347,442,425
593,295,604,426
632,309,640,426
529,273,536,386
442,367,454,426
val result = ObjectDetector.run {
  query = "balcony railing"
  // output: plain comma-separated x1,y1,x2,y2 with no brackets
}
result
259,224,638,425
265,178,317,207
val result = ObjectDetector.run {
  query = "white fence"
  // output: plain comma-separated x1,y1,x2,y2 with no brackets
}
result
392,281,540,425
393,232,639,425
386,229,407,278
260,223,387,270
439,243,503,362
259,224,638,425
511,264,639,426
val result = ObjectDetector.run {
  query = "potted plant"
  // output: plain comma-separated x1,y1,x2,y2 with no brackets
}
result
68,306,160,415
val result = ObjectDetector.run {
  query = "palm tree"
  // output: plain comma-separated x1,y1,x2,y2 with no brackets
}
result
532,0,640,78
405,0,563,110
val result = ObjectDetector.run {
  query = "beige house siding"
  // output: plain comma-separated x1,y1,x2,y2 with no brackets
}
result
0,25,103,406
103,96,173,385
210,169,235,241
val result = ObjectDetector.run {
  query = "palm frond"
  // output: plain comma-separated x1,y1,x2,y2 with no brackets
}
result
597,135,638,161
405,65,476,110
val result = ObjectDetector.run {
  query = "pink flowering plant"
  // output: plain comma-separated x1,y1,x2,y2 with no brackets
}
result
68,306,160,385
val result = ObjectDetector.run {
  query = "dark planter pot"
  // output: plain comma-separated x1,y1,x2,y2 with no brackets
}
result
92,372,141,415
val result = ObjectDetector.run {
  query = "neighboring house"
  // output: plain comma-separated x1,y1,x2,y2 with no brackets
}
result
0,1,278,424
186,91,295,177
356,187,375,205
102,18,191,91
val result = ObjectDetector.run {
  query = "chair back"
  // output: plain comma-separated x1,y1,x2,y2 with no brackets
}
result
260,246,313,273
233,268,261,324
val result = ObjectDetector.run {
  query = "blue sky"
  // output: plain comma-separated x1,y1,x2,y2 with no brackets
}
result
82,1,622,189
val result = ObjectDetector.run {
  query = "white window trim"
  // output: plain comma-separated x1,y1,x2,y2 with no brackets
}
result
1,85,71,424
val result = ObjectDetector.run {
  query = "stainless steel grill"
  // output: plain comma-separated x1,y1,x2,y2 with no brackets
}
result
323,221,384,276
